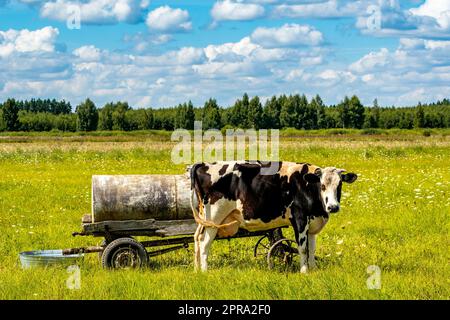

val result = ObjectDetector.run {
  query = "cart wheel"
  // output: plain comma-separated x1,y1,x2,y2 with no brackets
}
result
101,238,148,269
267,238,298,272
98,236,133,261
254,229,284,258
253,234,272,258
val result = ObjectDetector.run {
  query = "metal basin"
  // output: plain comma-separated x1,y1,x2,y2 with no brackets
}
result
19,250,84,269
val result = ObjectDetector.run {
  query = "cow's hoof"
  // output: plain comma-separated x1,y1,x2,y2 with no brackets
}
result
300,265,308,274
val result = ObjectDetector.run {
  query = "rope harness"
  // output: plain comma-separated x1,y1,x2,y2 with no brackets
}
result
192,190,241,230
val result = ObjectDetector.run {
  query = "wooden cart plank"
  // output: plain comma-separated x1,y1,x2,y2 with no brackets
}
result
82,218,198,237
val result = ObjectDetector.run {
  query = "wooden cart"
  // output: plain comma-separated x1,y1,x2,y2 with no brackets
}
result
68,214,297,270
65,174,299,270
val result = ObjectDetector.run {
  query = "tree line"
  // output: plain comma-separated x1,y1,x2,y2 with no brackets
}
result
0,94,449,132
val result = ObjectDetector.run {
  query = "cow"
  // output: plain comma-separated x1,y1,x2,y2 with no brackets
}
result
190,160,357,273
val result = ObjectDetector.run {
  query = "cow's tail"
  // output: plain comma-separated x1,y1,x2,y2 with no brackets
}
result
190,162,206,225
189,162,211,226
190,187,205,226
190,162,203,191
190,163,240,230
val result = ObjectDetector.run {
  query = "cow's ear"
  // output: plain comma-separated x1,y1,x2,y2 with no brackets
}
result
304,173,320,184
342,173,357,184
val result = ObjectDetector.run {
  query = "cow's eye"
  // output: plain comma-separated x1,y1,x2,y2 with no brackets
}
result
321,184,326,191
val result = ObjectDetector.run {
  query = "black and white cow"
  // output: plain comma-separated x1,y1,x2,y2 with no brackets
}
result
190,161,357,273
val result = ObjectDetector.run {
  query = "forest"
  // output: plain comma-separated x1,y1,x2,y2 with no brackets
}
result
0,94,449,132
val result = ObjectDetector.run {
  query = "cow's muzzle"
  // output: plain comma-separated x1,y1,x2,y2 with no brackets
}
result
327,204,340,213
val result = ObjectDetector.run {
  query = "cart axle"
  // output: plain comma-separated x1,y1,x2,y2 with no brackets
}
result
63,246,104,255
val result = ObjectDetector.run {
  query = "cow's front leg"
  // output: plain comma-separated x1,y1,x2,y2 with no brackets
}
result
199,227,218,272
297,217,310,274
307,233,317,270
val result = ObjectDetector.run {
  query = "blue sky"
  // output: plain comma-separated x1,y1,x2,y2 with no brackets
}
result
0,0,449,108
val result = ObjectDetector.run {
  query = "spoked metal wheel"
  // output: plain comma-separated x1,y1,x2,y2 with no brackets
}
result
253,234,273,258
267,238,298,272
101,237,148,269
253,228,284,258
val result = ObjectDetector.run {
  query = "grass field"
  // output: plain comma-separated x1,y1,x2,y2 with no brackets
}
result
0,130,449,300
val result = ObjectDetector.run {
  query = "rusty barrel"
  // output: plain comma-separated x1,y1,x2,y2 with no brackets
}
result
91,174,192,222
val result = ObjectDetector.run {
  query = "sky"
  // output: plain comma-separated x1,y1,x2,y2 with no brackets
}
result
0,0,449,109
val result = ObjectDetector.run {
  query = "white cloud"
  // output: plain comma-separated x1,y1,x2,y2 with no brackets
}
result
174,47,205,64
361,73,374,83
399,38,425,50
251,47,291,62
124,32,174,53
0,26,59,57
152,34,172,44
349,48,389,73
40,0,148,25
400,37,450,51
271,1,449,39
193,60,261,78
319,69,339,80
203,35,308,65
300,56,323,66
251,23,323,47
204,37,258,61
73,45,102,61
211,0,265,22
146,6,192,32
355,0,450,38
273,0,371,19
343,39,450,104
318,69,356,83
285,68,304,81
350,39,450,76
423,39,450,50
410,0,450,30
134,47,205,66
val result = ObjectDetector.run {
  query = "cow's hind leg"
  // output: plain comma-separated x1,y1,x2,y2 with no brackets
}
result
193,224,203,271
199,227,218,272
198,199,237,271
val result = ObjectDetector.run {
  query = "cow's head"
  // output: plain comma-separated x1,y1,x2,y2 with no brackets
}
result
304,167,357,214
